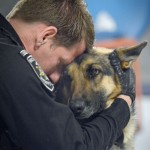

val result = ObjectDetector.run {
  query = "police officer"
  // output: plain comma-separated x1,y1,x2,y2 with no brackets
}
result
0,0,135,149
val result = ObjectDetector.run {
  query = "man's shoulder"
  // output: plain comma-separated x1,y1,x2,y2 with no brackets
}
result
0,42,24,64
0,42,22,52
0,42,55,93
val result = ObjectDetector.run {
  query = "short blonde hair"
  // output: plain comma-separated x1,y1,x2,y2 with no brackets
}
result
7,0,94,49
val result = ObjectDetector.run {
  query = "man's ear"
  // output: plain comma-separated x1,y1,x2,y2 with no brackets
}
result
116,41,147,69
35,26,57,49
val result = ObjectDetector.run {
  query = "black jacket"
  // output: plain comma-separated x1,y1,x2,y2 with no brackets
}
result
0,14,130,150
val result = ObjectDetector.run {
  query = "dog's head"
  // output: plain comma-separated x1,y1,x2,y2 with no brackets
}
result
56,41,147,119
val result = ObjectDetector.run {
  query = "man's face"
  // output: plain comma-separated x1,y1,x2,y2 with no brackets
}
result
48,40,86,83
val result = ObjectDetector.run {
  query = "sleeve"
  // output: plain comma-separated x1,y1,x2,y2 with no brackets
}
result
79,98,130,150
0,55,130,150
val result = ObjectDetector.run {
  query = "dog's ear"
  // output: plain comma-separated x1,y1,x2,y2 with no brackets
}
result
116,41,147,69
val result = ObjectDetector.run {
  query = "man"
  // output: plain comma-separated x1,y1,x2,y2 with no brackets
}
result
0,0,135,149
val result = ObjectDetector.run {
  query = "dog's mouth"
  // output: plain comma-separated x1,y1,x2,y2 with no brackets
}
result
69,99,105,120
74,107,96,120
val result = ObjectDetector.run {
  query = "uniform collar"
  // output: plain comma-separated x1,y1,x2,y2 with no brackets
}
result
0,13,23,47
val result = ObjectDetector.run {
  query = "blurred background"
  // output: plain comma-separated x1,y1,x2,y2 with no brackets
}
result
0,0,150,149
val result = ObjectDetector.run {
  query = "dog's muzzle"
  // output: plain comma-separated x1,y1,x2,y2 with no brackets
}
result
69,100,86,117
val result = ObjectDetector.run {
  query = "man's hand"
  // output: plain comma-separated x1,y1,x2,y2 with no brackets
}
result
109,51,136,104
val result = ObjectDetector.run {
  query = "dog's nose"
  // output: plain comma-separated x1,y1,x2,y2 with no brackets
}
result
69,100,85,116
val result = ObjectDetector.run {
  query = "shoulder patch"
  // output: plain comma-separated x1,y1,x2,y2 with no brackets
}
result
20,50,54,92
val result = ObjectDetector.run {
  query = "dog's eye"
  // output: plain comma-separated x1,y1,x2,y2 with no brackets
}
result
87,67,101,79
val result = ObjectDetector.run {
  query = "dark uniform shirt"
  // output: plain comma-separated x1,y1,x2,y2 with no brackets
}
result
0,14,130,150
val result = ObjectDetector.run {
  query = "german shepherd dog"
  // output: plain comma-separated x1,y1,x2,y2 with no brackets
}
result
56,41,147,150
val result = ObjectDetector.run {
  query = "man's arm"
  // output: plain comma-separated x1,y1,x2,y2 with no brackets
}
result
0,45,132,150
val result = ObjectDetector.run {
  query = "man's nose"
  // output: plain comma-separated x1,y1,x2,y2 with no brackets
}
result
49,73,61,84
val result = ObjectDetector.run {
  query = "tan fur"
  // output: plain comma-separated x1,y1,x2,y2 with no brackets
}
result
56,42,147,150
